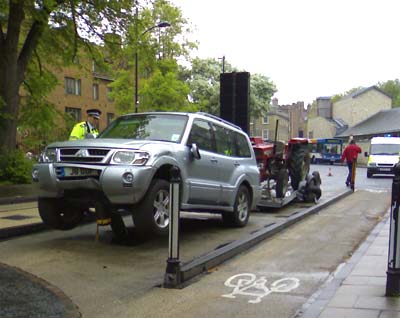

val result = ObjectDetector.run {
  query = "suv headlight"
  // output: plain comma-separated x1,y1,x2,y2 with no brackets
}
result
111,151,150,165
39,148,57,163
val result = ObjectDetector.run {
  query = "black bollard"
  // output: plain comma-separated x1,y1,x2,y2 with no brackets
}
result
163,166,181,288
386,162,400,296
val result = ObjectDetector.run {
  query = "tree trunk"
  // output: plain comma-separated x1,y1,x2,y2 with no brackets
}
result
0,48,21,154
0,1,46,154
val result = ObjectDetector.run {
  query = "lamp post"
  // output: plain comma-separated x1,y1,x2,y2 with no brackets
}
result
134,21,171,113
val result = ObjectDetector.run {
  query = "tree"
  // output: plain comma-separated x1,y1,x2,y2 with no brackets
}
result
249,73,276,118
378,79,400,107
184,58,276,118
0,0,134,154
140,59,193,111
184,57,230,115
110,0,196,114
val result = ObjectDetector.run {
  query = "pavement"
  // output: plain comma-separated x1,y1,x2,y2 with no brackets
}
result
0,183,399,317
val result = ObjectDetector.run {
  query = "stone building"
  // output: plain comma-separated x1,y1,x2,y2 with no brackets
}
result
307,86,392,139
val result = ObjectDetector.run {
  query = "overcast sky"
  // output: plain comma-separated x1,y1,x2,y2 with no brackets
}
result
171,0,400,106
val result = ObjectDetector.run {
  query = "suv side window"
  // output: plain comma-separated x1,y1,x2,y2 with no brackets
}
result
235,132,252,158
188,119,214,152
213,124,235,156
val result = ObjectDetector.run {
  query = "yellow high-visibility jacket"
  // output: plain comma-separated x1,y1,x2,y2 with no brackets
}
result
69,121,99,140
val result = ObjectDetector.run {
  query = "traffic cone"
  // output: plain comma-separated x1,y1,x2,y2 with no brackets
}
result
328,167,333,177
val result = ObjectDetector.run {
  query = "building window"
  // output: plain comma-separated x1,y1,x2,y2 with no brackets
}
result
107,112,114,125
262,129,269,140
65,107,81,122
93,83,99,100
308,131,314,138
65,77,81,95
263,116,269,124
107,87,113,102
298,130,304,138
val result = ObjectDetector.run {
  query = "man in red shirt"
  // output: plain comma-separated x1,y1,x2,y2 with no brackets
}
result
341,139,362,187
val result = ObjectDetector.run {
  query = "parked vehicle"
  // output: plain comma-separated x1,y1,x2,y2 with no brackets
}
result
251,137,321,207
365,136,400,178
32,112,261,239
251,121,322,208
310,138,343,165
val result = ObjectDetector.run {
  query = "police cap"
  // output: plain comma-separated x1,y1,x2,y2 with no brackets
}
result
87,109,101,119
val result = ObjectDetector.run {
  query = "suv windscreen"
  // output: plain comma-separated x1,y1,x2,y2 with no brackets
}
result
99,114,188,143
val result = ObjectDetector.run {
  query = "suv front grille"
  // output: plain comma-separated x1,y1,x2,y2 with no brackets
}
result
59,148,110,163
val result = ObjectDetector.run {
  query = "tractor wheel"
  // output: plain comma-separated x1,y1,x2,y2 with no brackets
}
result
38,198,84,230
275,169,289,198
289,144,310,190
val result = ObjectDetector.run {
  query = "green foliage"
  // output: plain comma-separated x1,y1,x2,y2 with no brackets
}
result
184,57,230,115
110,0,196,114
184,57,276,117
109,69,135,114
250,73,277,118
18,58,68,152
0,0,135,151
0,150,34,184
140,59,193,111
378,79,400,106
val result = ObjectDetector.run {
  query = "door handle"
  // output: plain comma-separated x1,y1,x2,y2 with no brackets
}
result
210,158,218,163
234,162,240,167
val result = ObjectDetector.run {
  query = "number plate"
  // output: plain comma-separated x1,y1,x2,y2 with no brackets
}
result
379,168,391,172
60,167,99,177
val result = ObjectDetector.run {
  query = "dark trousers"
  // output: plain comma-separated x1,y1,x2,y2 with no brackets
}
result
346,161,353,184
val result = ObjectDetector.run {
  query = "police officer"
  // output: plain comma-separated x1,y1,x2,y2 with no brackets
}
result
69,109,101,140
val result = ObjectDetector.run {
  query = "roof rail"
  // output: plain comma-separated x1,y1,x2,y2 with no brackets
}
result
196,112,243,131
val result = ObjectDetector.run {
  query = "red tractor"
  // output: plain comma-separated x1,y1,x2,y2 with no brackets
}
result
251,136,322,208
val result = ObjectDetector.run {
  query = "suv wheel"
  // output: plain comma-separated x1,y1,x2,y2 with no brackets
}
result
222,185,250,227
38,198,83,230
132,179,170,238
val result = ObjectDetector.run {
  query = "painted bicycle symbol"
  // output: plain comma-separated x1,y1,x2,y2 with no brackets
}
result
222,273,300,304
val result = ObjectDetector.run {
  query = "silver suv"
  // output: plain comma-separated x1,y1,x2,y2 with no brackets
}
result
33,112,260,238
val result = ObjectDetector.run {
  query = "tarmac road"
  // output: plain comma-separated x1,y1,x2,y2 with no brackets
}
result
0,164,393,317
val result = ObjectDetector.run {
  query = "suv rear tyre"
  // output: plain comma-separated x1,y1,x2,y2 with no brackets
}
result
222,185,250,227
38,198,83,230
132,179,170,238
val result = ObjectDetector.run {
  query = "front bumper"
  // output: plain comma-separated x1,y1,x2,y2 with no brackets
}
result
33,163,156,204
367,166,395,175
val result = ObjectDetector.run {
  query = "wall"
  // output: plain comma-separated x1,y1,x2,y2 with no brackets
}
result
48,61,117,133
332,89,391,127
307,117,336,139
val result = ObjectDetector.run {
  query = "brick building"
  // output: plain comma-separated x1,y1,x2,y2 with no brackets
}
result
48,60,117,133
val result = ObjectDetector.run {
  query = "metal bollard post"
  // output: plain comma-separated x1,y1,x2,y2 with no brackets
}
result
350,160,357,192
163,166,181,288
386,163,400,296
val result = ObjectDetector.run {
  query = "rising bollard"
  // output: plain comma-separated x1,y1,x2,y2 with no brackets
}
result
163,166,182,288
386,162,400,296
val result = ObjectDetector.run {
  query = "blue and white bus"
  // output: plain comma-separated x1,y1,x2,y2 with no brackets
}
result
310,138,343,165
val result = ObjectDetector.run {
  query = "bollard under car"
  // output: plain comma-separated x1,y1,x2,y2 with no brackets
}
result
163,166,182,288
386,162,400,296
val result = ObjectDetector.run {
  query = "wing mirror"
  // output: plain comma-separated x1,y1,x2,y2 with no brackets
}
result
190,143,201,160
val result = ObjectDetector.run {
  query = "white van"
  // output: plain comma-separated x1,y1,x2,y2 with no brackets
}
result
366,136,400,178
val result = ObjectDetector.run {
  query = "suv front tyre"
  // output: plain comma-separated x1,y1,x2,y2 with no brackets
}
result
132,178,170,239
222,185,251,227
